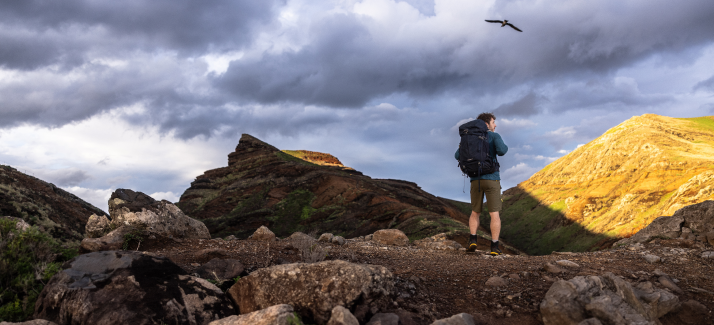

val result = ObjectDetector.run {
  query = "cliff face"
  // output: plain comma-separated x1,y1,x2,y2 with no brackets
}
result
177,134,476,244
500,114,714,255
0,165,107,243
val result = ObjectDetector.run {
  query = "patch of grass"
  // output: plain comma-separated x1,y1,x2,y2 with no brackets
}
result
0,219,78,322
268,189,317,236
122,229,144,250
678,116,714,132
275,151,319,167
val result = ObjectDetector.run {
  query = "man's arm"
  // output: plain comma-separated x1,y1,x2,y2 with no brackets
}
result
493,133,508,156
455,149,460,160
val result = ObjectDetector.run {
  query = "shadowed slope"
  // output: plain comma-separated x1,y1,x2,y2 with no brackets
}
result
500,114,714,254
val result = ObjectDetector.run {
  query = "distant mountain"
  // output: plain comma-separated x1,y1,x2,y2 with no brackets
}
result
177,134,477,244
0,165,107,243
500,114,714,255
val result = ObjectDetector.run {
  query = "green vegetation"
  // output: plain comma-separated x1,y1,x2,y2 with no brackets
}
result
276,151,319,167
678,116,714,132
399,216,469,242
0,219,78,322
122,229,144,250
268,189,317,235
500,195,615,255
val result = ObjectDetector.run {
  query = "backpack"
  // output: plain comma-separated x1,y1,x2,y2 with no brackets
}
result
458,119,498,178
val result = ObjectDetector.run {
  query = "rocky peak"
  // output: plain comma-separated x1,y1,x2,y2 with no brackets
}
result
228,134,280,167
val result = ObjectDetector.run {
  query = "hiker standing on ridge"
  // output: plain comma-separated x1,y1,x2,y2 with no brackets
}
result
455,112,508,255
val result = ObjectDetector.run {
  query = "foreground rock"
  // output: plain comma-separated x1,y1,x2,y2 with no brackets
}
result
372,229,410,247
227,260,394,324
209,304,301,325
414,233,463,251
540,272,679,325
81,189,210,252
34,251,234,325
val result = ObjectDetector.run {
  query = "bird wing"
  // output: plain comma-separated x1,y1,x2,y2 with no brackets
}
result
485,20,503,23
506,23,522,32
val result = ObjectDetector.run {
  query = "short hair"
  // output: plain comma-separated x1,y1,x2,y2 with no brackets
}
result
477,112,496,124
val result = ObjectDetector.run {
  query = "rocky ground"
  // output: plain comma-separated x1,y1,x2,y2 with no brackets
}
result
137,234,714,324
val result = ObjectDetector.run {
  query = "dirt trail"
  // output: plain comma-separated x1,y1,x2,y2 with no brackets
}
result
137,235,714,324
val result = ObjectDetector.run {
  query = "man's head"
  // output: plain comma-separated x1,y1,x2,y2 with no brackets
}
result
477,112,497,132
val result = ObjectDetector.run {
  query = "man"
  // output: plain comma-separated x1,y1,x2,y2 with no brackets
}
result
455,112,508,255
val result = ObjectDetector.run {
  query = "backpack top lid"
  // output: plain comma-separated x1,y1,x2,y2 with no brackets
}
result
458,119,489,135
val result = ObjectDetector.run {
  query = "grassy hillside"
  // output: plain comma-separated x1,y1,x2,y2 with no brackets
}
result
500,114,714,255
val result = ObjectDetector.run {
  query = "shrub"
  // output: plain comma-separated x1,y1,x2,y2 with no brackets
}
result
0,218,77,322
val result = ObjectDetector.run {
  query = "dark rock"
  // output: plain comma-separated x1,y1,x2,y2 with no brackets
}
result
366,313,399,325
540,272,679,325
196,258,244,281
485,277,507,287
34,251,234,325
227,260,394,324
661,300,709,325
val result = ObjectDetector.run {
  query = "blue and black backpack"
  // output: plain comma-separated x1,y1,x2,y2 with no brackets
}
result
458,119,499,178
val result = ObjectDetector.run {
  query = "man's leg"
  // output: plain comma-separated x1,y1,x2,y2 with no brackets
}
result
470,211,480,235
489,211,500,241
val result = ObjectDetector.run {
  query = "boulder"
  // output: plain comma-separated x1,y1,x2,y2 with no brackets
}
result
327,306,359,325
366,313,399,325
196,258,244,281
372,229,409,247
430,313,476,325
331,236,346,245
208,304,302,325
617,215,684,245
227,260,394,324
318,233,334,243
249,226,276,241
701,251,714,259
80,225,135,252
540,272,679,325
85,214,111,238
34,250,234,325
108,189,210,239
664,300,709,325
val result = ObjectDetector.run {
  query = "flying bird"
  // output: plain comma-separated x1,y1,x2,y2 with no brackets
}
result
485,20,522,32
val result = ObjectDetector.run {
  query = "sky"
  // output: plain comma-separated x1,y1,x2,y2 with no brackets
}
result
1,0,713,212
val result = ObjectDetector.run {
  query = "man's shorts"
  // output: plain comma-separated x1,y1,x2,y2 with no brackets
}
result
470,179,502,213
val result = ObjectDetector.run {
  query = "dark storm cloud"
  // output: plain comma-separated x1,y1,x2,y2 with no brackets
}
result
694,75,714,92
216,13,468,108
33,168,91,187
213,0,714,111
547,78,673,113
493,92,546,117
0,0,283,69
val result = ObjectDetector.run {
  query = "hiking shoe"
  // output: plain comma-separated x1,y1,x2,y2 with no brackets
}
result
467,235,478,252
490,241,502,256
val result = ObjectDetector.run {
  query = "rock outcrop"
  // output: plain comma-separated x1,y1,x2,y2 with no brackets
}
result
0,165,107,243
81,189,210,252
227,260,394,324
500,114,714,255
34,250,234,325
615,200,714,246
176,134,471,242
540,272,679,325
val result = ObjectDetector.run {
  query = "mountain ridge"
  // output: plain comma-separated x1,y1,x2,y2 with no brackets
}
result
500,114,714,255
